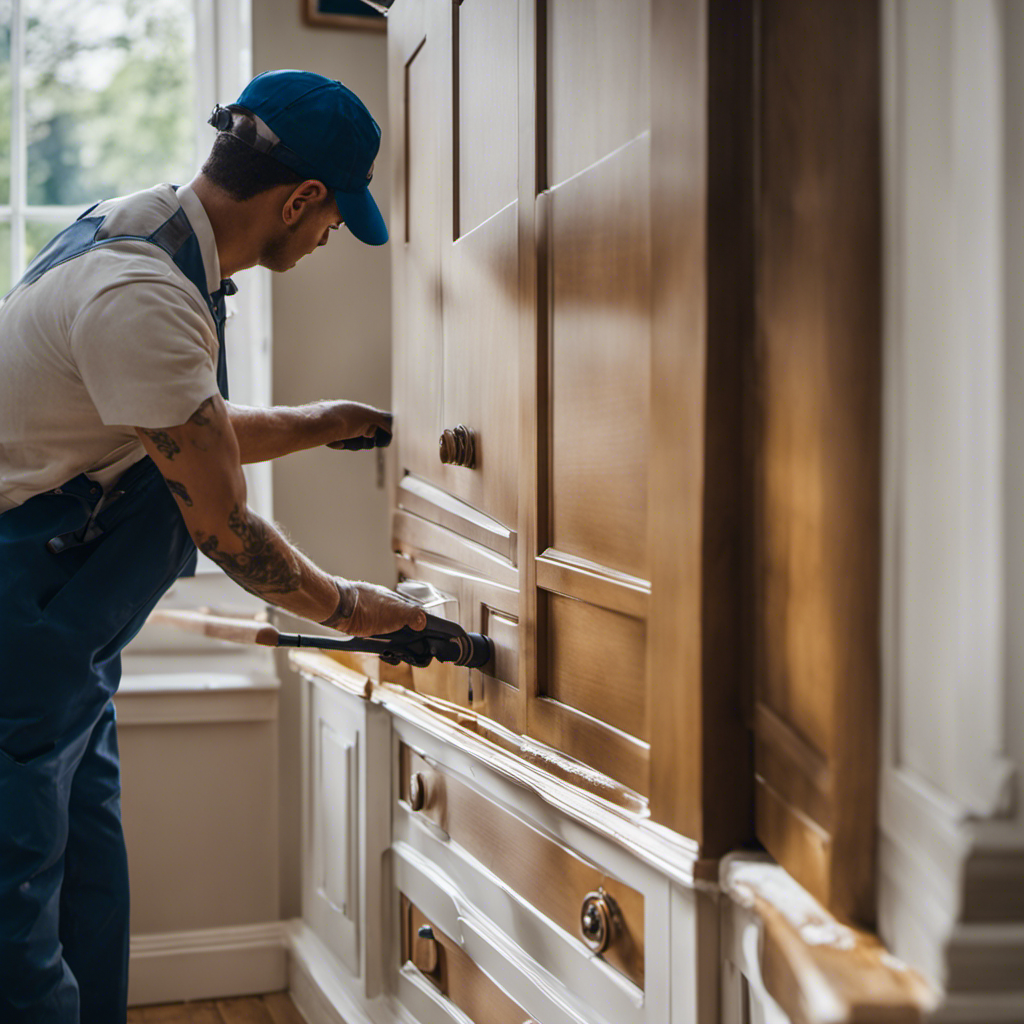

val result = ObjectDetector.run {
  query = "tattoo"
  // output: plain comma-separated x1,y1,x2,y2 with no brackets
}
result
140,428,180,460
188,396,216,427
194,505,303,597
165,479,193,507
321,580,357,628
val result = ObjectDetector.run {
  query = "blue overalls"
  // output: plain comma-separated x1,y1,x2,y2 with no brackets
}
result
0,194,233,1023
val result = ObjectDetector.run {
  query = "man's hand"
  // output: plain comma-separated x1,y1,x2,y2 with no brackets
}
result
320,580,427,636
324,402,392,450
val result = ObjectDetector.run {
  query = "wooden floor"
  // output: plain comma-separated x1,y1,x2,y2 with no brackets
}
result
126,991,306,1023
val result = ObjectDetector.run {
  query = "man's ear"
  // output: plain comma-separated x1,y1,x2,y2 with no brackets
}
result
281,180,329,226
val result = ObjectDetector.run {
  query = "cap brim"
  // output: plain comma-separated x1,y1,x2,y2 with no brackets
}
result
335,187,388,246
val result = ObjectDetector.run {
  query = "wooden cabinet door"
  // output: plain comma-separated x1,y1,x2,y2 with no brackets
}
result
751,0,882,924
389,0,444,515
390,0,520,539
437,0,520,531
522,0,654,796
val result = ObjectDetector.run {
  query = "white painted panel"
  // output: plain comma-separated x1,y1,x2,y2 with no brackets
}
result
320,723,355,916
305,681,361,978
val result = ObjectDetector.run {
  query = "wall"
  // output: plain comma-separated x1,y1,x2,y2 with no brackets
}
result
879,0,1024,1009
251,0,393,919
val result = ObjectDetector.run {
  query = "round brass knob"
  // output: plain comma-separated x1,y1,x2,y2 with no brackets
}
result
438,424,476,468
409,771,426,811
580,890,619,953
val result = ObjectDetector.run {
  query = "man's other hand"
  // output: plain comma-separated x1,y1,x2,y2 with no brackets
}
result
321,580,427,636
324,402,393,450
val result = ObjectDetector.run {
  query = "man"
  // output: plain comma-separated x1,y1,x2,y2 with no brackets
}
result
0,69,424,1023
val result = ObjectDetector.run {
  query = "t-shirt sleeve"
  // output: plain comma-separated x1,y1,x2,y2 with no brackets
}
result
69,278,221,429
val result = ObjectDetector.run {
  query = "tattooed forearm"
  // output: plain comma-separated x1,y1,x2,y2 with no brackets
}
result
321,579,357,629
188,397,216,427
165,479,193,507
140,429,180,460
194,505,303,597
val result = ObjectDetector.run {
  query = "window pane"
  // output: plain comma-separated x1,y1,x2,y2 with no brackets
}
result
0,0,10,205
26,217,73,267
24,0,196,207
0,222,10,293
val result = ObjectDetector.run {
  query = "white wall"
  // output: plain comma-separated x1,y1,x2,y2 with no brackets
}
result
879,0,1024,1005
252,4,393,588
251,1,393,920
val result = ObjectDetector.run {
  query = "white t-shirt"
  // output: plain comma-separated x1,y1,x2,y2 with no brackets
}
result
0,183,224,512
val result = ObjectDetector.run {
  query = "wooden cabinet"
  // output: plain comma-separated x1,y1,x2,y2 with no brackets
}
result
390,0,882,925
388,0,753,856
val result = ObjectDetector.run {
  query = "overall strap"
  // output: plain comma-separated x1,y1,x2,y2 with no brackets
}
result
147,206,233,400
13,200,233,400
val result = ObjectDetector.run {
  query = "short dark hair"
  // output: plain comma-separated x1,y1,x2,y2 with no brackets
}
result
201,123,306,202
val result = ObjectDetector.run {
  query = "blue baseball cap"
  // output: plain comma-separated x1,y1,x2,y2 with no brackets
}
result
220,69,387,246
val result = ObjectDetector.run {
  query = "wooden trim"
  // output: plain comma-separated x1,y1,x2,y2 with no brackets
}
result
721,855,934,1024
528,696,650,798
536,548,650,618
393,509,518,589
397,474,516,563
518,0,542,732
752,0,882,923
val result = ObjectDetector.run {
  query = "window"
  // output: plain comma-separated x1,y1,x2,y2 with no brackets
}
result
0,0,197,289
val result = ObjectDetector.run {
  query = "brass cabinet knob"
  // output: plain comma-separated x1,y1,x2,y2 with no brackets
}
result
438,424,476,468
580,889,620,953
409,771,426,811
413,923,439,974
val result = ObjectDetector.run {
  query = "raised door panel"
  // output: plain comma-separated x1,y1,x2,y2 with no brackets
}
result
305,682,360,975
547,135,650,579
529,0,653,799
390,0,444,506
437,0,520,531
752,0,881,923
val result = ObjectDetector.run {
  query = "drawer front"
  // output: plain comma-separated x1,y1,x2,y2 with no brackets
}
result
399,744,645,988
401,897,535,1024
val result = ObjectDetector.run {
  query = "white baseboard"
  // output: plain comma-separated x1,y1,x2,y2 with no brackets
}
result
128,922,288,1008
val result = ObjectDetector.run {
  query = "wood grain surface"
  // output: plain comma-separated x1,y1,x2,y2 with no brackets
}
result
127,992,305,1024
752,0,882,924
722,857,934,1024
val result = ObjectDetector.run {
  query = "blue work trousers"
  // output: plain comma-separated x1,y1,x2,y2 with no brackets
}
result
0,700,129,1023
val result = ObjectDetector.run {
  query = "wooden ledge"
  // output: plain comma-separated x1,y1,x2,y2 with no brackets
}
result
721,854,935,1024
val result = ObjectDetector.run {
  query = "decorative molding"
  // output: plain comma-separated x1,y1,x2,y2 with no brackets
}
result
128,921,287,1008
